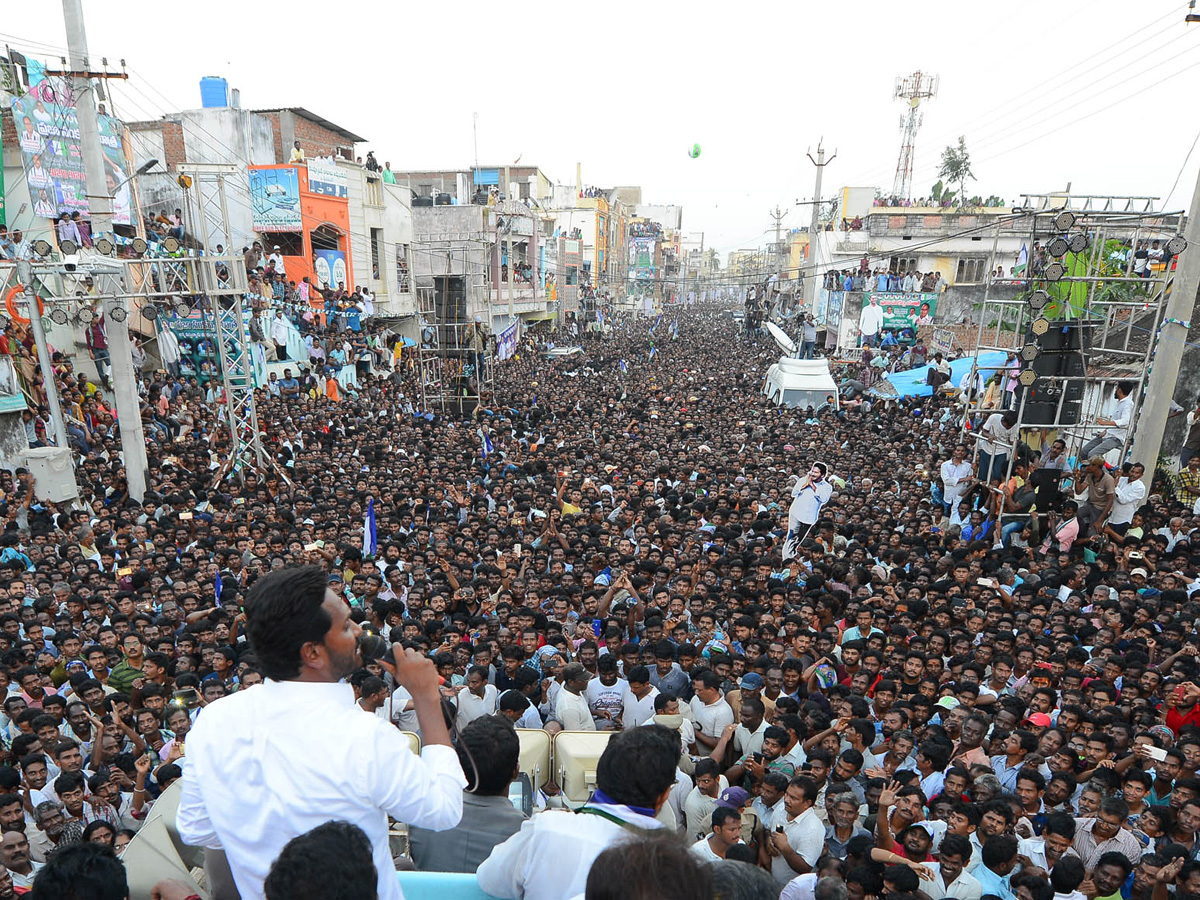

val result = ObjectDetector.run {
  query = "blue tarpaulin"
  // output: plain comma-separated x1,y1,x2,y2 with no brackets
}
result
877,351,1008,399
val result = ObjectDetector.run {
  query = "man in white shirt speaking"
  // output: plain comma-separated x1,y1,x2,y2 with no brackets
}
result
176,566,466,900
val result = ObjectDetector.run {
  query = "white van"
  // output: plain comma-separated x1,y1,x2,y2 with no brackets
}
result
762,358,839,409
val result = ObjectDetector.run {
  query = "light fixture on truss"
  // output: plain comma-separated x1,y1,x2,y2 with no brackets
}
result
108,305,127,323
1028,290,1050,312
1047,237,1070,258
131,238,148,257
1019,343,1039,362
1043,262,1066,282
1053,210,1076,231
1018,369,1038,387
1068,233,1090,253
76,307,95,326
59,239,78,256
32,240,52,258
143,305,159,321
95,238,115,256
49,308,69,326
1030,317,1051,336
163,237,180,253
1168,235,1188,255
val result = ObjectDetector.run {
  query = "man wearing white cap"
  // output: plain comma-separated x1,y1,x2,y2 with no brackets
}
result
268,245,286,278
783,463,833,561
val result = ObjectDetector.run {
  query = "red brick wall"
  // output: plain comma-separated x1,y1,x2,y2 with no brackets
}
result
265,115,283,165
126,120,187,172
259,111,355,163
161,121,185,171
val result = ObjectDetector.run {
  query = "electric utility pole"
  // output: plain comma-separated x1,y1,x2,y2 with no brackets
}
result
803,142,836,316
769,206,787,280
1129,168,1200,478
63,0,149,500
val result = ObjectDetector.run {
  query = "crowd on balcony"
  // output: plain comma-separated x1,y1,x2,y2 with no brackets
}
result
629,221,664,238
873,195,1010,209
824,265,947,294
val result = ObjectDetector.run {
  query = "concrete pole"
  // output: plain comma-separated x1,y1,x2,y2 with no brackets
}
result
505,166,514,322
63,0,148,500
1129,170,1200,479
804,144,828,316
24,286,70,451
63,0,110,232
101,280,149,500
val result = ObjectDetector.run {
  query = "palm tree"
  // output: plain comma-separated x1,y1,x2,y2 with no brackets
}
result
938,137,975,209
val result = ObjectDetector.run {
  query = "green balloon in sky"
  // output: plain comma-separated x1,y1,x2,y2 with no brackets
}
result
689,144,701,158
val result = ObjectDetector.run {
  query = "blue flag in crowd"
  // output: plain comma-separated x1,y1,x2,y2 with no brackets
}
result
481,430,494,460
619,359,628,373
214,569,223,605
362,497,377,558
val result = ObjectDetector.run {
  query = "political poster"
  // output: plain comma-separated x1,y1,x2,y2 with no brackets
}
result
249,167,302,231
313,249,348,290
10,73,134,225
824,290,843,348
630,238,655,281
867,291,938,331
496,322,520,361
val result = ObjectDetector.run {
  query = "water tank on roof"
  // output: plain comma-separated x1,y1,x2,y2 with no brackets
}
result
199,76,229,108
435,192,452,206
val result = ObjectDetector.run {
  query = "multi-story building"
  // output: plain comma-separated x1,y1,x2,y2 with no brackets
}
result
118,83,416,317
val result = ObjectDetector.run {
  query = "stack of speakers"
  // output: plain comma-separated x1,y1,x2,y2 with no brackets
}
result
1019,320,1096,425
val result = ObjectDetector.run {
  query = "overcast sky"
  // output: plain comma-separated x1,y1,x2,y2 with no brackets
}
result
5,0,1200,257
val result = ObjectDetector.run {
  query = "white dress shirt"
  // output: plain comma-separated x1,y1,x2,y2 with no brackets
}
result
781,873,819,900
771,805,825,884
941,459,974,507
454,684,499,729
926,861,984,900
176,679,466,900
477,802,663,900
622,687,659,729
1110,476,1146,526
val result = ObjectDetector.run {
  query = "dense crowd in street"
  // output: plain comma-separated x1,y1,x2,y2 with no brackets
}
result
0,274,1198,900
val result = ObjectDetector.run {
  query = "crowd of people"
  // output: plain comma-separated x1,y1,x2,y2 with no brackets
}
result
0,284,1197,900
824,262,947,296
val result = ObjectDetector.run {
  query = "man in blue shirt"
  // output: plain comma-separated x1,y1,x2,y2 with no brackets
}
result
972,833,1018,900
990,730,1037,792
279,368,301,398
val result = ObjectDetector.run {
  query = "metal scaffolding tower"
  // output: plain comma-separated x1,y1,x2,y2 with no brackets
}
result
414,281,495,417
961,193,1186,484
174,163,266,479
890,71,938,201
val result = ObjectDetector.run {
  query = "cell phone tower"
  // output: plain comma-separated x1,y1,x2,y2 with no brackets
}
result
890,71,939,202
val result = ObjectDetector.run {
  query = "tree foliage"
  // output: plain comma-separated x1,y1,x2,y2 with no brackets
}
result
938,137,975,208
